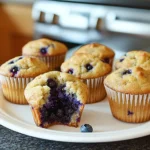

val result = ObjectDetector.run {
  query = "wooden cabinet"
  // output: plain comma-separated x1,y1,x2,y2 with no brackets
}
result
0,3,33,64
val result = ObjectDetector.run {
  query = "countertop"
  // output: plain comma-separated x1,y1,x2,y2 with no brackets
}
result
0,125,150,150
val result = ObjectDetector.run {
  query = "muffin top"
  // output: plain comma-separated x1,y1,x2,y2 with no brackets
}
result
24,71,88,108
0,56,49,77
115,50,150,70
74,43,115,62
22,38,68,56
104,66,150,94
61,53,111,79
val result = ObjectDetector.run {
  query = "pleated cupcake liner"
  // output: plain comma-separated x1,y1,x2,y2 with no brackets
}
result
0,75,33,104
31,107,41,126
105,85,150,123
83,76,106,104
37,54,66,70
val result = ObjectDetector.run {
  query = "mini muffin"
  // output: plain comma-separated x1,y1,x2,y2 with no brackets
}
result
115,50,150,70
22,38,68,70
0,56,49,104
61,53,111,103
74,43,115,66
104,66,150,123
24,71,88,128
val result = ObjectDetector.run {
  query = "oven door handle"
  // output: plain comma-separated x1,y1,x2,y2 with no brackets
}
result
105,12,150,36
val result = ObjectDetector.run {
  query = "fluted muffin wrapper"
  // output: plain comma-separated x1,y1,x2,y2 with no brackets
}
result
104,85,150,123
36,54,66,71
31,107,41,126
0,75,33,104
83,76,106,104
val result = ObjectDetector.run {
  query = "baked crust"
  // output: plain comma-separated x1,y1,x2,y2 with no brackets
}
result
22,38,68,56
104,66,150,94
74,43,115,59
115,50,150,70
61,53,111,79
0,56,49,77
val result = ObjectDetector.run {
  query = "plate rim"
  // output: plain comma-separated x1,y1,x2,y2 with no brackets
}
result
0,104,150,143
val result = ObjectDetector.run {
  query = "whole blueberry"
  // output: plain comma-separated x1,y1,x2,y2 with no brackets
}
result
128,110,134,115
122,69,132,75
119,58,124,62
10,66,19,76
80,124,93,132
72,103,78,111
47,100,58,110
67,69,73,74
68,108,74,114
8,61,14,64
49,113,56,121
47,78,57,88
62,115,70,123
85,64,93,71
40,47,48,55
56,109,64,117
58,92,65,99
102,58,109,64
17,57,23,61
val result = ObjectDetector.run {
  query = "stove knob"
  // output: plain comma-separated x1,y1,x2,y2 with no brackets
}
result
96,18,103,31
52,14,59,24
39,11,45,23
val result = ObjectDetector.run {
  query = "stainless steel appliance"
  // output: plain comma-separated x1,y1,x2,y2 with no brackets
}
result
32,0,150,51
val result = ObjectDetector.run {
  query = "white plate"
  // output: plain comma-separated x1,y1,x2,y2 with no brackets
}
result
0,48,150,143
0,91,150,143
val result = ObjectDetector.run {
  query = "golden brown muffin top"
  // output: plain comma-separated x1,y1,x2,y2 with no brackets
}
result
24,71,88,108
61,53,111,79
0,56,49,77
74,43,115,61
22,38,68,56
115,50,150,70
104,66,150,94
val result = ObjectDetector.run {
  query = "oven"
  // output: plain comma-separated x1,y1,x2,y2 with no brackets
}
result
32,0,150,53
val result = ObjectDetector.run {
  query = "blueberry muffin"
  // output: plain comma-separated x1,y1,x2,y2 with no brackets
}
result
115,50,150,70
61,53,111,103
74,43,115,66
24,71,88,128
22,38,68,70
0,56,49,104
104,66,150,123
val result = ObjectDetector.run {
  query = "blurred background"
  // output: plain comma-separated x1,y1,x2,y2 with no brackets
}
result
0,0,150,64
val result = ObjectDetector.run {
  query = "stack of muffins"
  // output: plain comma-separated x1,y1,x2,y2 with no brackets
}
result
0,37,150,129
